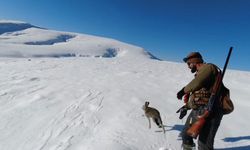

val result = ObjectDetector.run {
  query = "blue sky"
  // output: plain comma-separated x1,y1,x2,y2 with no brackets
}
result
0,0,250,71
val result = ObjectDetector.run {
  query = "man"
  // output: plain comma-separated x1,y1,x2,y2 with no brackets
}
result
176,52,223,150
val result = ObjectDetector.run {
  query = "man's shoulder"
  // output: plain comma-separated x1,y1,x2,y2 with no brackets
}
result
203,63,218,69
202,63,219,72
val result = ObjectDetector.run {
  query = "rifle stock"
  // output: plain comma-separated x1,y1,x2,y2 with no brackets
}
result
186,47,233,138
186,109,209,138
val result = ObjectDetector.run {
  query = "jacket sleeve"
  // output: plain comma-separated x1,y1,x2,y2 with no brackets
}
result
184,64,217,93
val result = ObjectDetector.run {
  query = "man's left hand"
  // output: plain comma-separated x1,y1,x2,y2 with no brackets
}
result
177,87,185,100
176,105,188,119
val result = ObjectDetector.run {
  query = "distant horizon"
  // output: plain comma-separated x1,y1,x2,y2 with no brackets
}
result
1,0,250,71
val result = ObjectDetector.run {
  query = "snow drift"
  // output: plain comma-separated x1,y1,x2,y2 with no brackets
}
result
0,20,250,150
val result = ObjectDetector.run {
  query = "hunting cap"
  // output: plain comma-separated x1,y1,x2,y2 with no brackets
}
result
183,52,204,63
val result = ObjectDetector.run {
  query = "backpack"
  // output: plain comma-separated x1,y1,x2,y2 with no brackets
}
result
212,64,234,115
220,83,234,115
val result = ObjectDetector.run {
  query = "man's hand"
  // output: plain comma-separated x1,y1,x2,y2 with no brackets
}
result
177,87,185,100
176,105,189,119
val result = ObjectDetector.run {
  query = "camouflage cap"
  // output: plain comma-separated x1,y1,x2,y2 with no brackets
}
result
183,52,204,63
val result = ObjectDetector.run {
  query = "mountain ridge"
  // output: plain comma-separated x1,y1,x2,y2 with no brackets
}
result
0,20,159,60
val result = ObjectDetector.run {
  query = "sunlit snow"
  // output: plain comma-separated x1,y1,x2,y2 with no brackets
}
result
0,20,250,150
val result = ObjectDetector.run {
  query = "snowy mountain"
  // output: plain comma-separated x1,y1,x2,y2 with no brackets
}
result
0,20,158,60
0,20,250,150
0,20,37,34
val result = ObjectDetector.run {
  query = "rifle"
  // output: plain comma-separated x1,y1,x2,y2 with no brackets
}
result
186,47,233,138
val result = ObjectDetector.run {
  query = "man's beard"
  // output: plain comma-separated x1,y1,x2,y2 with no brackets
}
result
191,66,197,73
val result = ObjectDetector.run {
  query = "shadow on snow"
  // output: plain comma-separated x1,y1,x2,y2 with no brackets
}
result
222,136,250,142
216,145,250,150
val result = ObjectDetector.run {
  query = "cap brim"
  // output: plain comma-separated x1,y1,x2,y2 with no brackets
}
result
183,57,188,62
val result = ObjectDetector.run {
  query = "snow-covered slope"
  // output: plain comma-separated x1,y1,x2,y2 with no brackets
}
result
0,20,250,150
0,20,157,60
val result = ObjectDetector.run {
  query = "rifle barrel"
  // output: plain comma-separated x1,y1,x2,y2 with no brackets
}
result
221,47,233,79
